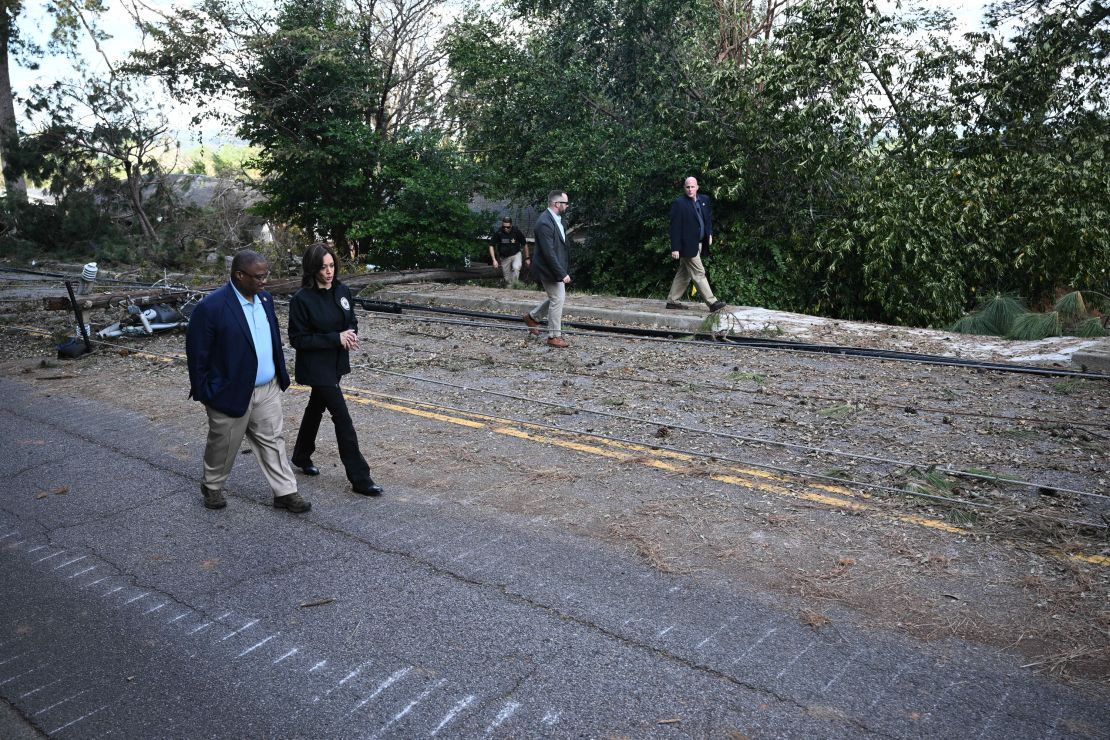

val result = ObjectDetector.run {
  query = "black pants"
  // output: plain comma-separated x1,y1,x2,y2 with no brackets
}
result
292,384,372,488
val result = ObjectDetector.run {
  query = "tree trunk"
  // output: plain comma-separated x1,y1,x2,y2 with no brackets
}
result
124,161,157,240
0,18,27,201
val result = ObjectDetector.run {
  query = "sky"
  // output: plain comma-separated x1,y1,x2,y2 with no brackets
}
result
9,0,994,149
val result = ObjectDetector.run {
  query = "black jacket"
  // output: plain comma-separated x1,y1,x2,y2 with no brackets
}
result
288,281,358,386
490,226,527,258
669,193,713,258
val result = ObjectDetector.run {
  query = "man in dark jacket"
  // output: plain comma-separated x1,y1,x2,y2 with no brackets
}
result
523,190,572,348
489,217,530,284
666,176,726,312
185,250,309,513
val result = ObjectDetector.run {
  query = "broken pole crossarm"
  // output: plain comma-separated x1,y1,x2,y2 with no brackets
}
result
42,266,501,310
42,288,201,312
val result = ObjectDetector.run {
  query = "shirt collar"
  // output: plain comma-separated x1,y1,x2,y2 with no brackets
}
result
231,281,257,307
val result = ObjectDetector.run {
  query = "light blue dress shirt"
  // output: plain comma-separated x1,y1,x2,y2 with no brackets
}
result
551,207,565,241
232,283,276,387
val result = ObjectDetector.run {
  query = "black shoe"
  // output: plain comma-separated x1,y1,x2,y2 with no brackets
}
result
665,302,687,310
274,492,311,513
353,483,384,497
292,460,320,476
709,300,727,313
201,485,226,510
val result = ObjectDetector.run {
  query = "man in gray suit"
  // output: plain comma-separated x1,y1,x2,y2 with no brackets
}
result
523,190,572,348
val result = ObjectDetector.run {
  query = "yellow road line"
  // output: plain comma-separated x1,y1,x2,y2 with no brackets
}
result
333,385,1109,566
332,386,966,532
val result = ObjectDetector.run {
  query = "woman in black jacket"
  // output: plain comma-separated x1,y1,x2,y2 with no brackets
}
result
288,243,383,496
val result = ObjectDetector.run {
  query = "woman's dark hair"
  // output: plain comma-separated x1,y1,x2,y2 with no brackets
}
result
301,242,340,288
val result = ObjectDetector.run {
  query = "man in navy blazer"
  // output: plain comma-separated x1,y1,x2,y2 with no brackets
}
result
186,250,310,513
666,176,726,313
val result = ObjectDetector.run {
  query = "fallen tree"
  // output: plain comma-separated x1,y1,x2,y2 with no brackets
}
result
43,266,502,311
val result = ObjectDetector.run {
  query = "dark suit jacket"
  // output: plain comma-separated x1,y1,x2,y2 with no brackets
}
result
531,208,569,284
288,281,357,386
185,281,290,418
669,193,713,258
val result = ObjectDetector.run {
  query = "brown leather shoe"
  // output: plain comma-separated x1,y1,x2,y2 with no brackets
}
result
523,313,540,336
546,337,569,348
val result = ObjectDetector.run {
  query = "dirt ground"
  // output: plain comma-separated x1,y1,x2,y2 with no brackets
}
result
1,272,1107,694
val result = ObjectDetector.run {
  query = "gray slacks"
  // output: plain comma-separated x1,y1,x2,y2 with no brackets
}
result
529,281,566,338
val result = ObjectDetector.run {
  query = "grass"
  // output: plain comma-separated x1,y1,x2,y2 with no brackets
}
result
728,370,766,384
757,323,784,337
904,466,956,498
946,509,980,526
964,467,1022,483
1052,379,1082,395
817,404,855,419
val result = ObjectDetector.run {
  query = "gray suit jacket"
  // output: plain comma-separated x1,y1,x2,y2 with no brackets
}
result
531,207,569,284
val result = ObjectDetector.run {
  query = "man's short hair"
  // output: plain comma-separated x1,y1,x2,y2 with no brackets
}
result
230,249,265,277
501,217,513,224
547,190,566,205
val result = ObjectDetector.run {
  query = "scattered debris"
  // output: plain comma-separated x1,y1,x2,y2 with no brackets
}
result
299,598,336,608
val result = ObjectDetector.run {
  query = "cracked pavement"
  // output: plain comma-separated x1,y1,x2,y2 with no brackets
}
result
0,376,1107,739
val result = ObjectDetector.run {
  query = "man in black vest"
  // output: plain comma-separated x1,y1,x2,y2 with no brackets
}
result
666,176,726,313
489,217,529,284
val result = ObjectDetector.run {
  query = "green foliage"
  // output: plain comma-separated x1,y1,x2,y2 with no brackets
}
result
0,192,119,260
447,0,1110,327
133,0,471,264
346,134,490,268
953,290,1107,339
1007,312,1062,340
180,144,258,177
1074,317,1108,338
951,294,1027,335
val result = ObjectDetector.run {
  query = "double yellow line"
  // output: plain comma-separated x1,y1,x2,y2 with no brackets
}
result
316,384,1110,567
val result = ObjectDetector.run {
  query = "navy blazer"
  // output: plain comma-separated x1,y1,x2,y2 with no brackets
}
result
531,208,569,284
669,193,713,258
185,281,291,418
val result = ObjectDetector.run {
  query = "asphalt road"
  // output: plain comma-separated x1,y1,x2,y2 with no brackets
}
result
0,377,1106,739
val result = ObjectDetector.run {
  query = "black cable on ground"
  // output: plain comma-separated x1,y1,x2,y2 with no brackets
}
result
354,298,1110,381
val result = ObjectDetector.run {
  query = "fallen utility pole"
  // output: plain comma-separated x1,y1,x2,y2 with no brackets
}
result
42,266,501,311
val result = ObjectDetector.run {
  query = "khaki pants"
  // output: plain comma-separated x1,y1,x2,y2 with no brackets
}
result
202,378,297,497
499,252,522,284
529,281,566,338
667,247,717,305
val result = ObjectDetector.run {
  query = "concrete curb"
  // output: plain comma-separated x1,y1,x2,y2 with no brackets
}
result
1071,338,1110,373
374,289,717,334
